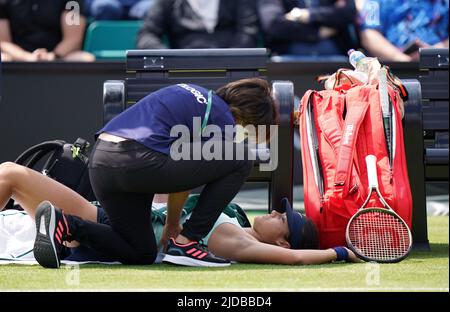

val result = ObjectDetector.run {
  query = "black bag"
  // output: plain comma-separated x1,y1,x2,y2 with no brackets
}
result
5,138,96,210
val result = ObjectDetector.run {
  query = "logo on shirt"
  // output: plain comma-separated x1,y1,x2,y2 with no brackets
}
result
177,84,208,104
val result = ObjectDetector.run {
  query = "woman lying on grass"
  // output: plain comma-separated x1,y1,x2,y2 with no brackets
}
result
0,162,359,265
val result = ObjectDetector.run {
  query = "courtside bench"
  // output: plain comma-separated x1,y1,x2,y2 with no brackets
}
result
404,48,449,250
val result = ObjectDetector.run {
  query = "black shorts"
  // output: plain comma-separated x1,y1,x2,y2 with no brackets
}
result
62,207,113,262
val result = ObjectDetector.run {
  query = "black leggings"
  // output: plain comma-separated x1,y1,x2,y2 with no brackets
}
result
69,139,252,264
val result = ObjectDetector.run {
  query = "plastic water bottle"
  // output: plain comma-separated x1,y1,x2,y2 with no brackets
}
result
347,49,370,83
348,49,374,75
348,49,367,69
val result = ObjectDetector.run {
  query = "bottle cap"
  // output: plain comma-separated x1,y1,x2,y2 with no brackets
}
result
347,49,356,56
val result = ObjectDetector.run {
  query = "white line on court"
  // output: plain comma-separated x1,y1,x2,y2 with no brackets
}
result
7,287,449,292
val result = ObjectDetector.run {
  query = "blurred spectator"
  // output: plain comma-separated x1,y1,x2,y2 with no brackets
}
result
137,0,259,49
85,0,153,20
358,0,449,62
257,0,358,57
0,0,94,62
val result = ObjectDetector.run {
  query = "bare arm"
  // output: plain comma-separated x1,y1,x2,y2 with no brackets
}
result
0,19,12,43
160,191,191,247
166,191,190,226
52,11,86,58
0,19,38,61
208,223,358,264
360,29,411,62
236,239,339,264
433,39,449,48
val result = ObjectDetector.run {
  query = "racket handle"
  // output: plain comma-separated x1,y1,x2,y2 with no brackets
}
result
366,155,378,188
378,68,390,118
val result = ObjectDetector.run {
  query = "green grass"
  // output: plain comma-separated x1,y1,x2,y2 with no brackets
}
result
0,217,448,291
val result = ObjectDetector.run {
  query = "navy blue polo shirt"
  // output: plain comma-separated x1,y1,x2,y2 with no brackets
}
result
99,84,236,155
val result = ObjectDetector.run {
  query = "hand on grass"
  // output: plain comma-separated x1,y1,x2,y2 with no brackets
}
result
345,248,362,263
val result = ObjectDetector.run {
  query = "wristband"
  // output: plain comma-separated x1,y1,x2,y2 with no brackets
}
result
333,247,349,262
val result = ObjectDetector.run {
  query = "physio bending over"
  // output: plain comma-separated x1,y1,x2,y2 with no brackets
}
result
32,78,280,268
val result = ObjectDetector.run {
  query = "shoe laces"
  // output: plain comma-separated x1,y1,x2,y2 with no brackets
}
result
198,239,207,248
197,240,220,257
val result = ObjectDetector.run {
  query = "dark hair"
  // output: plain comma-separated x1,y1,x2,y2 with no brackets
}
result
299,217,320,250
216,78,279,141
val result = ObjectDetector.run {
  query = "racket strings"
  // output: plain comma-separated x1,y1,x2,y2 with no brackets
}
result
348,211,411,261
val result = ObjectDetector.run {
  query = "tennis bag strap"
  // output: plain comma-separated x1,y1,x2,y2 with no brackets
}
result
4,140,66,210
5,138,94,210
15,140,66,170
333,86,371,198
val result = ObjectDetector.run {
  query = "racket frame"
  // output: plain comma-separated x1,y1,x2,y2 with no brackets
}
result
345,155,412,263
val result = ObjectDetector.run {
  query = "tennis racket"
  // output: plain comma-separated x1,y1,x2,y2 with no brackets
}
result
346,155,412,263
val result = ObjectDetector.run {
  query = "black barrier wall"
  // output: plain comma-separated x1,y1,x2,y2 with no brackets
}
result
1,61,420,185
0,62,126,162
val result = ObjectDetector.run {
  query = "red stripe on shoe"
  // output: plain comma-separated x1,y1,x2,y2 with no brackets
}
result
58,221,64,232
186,248,197,255
197,252,208,259
192,250,202,257
55,233,62,244
56,227,62,238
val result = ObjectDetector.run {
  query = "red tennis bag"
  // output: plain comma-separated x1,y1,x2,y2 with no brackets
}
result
299,82,413,249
